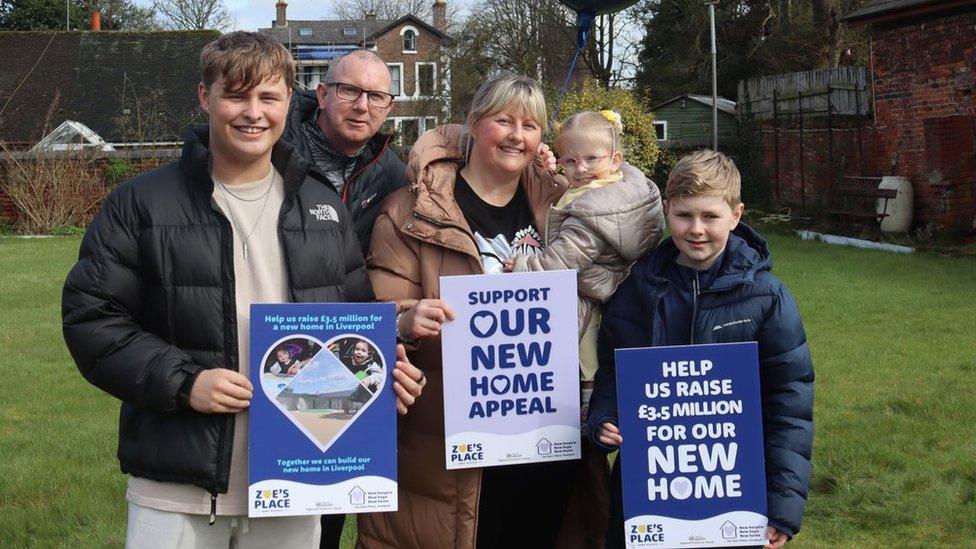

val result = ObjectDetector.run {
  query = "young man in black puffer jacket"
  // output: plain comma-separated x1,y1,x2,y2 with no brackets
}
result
62,32,425,547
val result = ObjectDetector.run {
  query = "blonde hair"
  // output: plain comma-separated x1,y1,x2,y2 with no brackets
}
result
666,149,742,206
200,31,296,94
555,110,623,155
460,73,548,153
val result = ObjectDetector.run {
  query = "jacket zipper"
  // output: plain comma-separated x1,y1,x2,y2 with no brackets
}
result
207,195,236,523
341,134,393,205
690,271,700,344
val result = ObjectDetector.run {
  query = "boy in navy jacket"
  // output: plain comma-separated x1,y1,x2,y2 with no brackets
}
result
586,150,814,549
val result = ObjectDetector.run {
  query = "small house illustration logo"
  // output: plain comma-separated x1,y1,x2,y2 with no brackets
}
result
536,438,552,455
720,521,738,540
349,486,366,506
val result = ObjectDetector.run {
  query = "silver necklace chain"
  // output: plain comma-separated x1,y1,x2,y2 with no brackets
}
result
214,173,275,261
214,165,274,202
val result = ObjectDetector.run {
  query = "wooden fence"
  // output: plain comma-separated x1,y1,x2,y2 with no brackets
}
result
737,67,871,119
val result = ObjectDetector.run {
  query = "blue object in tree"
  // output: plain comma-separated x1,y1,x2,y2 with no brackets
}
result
557,0,639,16
551,1,639,123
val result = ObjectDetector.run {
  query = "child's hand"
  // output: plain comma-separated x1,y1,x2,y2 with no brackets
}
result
764,527,788,549
501,257,515,272
287,364,299,375
537,143,557,173
391,344,426,415
398,299,456,339
598,422,623,447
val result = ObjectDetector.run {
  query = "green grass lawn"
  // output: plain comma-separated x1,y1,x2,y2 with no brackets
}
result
1,234,973,547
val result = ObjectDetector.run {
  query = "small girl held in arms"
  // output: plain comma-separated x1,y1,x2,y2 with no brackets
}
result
504,110,664,419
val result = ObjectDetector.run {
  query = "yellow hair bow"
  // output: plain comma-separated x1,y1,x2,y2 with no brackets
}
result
600,109,621,125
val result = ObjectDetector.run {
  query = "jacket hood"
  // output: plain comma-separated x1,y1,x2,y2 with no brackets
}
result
404,124,468,226
557,162,663,261
405,124,565,224
406,124,466,187
559,163,651,215
637,222,772,291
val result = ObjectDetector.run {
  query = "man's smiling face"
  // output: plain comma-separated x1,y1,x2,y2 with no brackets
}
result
199,74,291,168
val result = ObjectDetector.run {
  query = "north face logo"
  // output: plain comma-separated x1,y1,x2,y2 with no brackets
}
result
309,204,339,222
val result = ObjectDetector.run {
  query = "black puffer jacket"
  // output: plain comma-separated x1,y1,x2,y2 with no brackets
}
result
282,90,409,253
62,126,373,494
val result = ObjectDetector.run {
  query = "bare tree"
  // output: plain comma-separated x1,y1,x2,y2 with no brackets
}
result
585,5,645,88
153,0,232,30
461,0,575,84
329,0,431,20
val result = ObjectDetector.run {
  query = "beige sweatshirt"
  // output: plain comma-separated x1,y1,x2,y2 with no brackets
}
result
126,167,288,516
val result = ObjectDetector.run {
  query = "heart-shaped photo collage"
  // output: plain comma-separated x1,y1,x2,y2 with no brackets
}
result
259,335,386,452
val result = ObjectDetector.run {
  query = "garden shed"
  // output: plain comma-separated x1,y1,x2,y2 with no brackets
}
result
651,94,738,148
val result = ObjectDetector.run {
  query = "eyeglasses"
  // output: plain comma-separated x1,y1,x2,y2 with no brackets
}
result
326,82,395,109
556,153,610,169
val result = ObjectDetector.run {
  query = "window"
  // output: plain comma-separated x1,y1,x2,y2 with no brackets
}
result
400,119,420,145
424,118,437,132
342,27,357,36
388,64,402,96
653,121,668,140
402,29,417,52
298,65,327,90
298,27,312,36
417,63,435,96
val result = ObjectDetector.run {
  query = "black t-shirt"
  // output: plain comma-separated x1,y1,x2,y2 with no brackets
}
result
454,173,543,272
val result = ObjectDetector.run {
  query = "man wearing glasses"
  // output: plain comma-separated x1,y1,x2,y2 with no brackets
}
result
284,50,409,253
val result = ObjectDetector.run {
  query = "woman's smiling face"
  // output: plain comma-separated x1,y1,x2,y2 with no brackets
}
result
469,106,542,179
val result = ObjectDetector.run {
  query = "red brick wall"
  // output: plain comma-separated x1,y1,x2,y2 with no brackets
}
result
0,190,16,221
752,9,976,233
869,9,976,232
374,22,448,120
758,116,881,208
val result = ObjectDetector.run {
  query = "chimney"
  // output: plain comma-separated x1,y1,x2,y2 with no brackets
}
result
365,10,377,21
433,0,446,32
91,10,101,32
275,0,287,27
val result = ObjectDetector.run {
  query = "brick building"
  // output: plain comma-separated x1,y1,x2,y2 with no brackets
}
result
843,0,976,233
739,0,975,233
261,1,454,147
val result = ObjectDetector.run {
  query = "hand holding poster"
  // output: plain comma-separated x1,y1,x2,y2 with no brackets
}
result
248,303,397,517
615,342,767,548
440,270,581,469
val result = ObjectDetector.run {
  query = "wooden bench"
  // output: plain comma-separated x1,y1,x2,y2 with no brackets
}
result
828,176,897,224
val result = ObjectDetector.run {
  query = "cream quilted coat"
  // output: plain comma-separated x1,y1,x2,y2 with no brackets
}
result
511,162,665,333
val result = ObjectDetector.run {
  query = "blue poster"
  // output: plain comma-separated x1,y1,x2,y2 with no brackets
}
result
248,303,397,517
615,342,767,547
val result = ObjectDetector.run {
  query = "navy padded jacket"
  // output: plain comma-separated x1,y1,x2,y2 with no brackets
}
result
587,223,814,537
